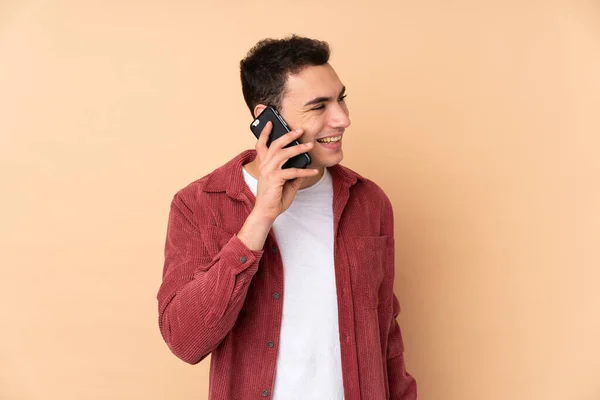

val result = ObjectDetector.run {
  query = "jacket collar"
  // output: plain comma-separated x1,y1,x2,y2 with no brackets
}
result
202,150,361,200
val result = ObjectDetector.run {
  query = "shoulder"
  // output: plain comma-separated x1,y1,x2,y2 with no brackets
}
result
333,164,395,235
166,174,215,230
169,158,233,219
174,174,211,203
170,150,252,210
337,164,391,208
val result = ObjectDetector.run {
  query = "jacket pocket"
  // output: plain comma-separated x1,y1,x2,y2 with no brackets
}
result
346,235,391,310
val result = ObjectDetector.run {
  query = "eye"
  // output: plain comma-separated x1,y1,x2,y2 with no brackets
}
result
338,94,347,102
311,104,326,111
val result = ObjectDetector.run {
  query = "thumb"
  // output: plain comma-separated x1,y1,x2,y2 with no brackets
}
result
282,177,305,205
289,177,305,192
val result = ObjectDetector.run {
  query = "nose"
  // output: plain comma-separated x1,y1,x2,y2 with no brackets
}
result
328,102,351,130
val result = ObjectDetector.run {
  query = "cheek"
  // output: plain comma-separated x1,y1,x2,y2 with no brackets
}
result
295,120,321,142
303,116,326,137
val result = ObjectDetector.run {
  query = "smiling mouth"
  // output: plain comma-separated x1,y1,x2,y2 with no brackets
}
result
316,135,342,144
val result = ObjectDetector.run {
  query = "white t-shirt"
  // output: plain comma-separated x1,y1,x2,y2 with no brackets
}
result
242,167,344,400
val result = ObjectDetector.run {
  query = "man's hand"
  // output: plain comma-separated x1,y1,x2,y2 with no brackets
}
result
253,121,319,220
237,121,319,251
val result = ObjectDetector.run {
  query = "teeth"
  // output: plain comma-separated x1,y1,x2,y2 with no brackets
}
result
317,136,342,143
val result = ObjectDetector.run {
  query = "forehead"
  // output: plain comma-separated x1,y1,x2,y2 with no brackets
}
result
283,64,344,102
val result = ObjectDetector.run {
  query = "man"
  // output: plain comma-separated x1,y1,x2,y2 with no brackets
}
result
157,35,417,400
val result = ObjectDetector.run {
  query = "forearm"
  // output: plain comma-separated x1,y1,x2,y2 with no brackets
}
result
158,235,263,364
236,210,275,251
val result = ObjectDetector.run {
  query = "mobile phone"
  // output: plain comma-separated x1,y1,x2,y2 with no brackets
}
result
250,106,312,169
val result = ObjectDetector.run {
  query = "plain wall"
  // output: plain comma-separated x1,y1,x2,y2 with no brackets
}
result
1,0,599,399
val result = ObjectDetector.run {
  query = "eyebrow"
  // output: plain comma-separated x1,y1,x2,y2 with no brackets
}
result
303,86,346,107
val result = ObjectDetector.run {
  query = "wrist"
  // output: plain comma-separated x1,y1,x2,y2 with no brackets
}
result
237,211,274,252
248,208,277,226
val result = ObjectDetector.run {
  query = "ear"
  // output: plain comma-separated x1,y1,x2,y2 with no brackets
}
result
253,104,267,119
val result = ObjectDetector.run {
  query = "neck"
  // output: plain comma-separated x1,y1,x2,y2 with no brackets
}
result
243,159,325,189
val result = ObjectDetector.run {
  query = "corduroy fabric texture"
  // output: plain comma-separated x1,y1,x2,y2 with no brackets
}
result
157,150,417,400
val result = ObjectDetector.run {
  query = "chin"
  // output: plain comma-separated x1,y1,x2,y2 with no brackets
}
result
311,152,344,169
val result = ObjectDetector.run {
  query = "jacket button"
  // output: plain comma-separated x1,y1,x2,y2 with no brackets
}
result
267,341,275,348
261,389,269,397
271,245,278,254
239,256,247,263
272,292,280,300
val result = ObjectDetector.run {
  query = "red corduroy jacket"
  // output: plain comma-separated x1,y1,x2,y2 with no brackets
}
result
157,150,417,399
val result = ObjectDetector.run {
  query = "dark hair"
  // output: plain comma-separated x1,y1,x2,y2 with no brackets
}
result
240,35,330,117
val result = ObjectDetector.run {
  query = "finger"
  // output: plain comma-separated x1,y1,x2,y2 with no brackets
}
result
282,176,305,197
266,142,314,170
281,177,303,209
278,167,320,181
268,128,305,151
255,121,272,159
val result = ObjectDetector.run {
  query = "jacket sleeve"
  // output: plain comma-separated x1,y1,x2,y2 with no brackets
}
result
156,193,263,364
380,192,418,399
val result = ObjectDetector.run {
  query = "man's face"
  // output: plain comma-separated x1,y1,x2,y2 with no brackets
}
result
278,63,350,169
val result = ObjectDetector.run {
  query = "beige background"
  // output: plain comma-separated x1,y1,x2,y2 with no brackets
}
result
1,0,599,399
